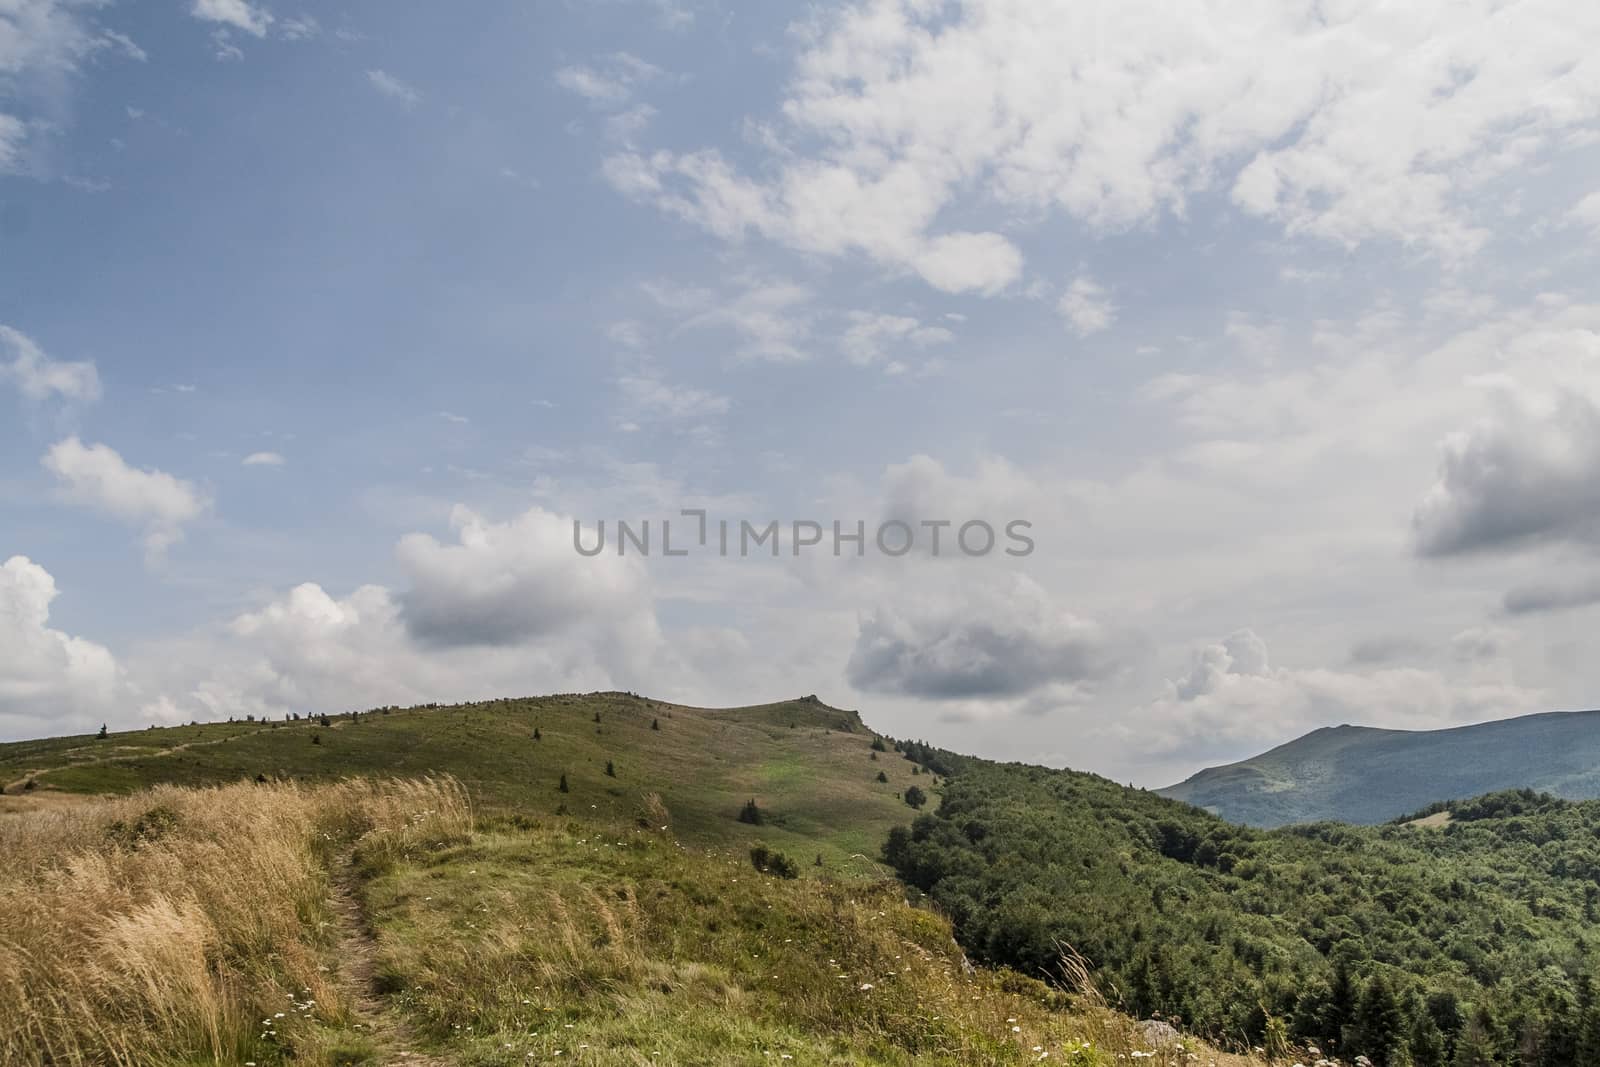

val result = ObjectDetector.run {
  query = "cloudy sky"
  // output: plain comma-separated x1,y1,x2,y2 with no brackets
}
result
3,0,1599,785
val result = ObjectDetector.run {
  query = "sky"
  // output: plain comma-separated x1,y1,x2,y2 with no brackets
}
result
3,0,1600,786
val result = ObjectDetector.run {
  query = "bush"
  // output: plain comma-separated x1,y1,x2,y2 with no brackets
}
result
605,760,616,778
738,799,763,825
876,771,889,783
871,737,887,752
749,845,799,879
559,774,569,793
904,785,928,809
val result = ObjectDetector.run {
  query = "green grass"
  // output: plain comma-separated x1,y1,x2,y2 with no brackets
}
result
351,813,1235,1066
2,693,936,872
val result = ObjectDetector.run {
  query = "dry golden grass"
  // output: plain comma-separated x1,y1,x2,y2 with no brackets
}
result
0,776,469,1067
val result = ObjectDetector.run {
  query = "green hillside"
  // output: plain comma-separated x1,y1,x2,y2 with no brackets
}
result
0,693,934,873
0,704,1265,1067
888,758,1600,1066
1158,709,1600,826
11,695,1600,1065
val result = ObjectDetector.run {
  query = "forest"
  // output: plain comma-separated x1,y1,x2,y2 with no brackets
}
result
883,748,1600,1066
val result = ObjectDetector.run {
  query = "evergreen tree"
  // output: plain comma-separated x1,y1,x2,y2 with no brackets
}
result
533,727,541,741
738,799,763,825
1357,974,1405,1064
559,773,569,793
1409,1001,1448,1067
876,770,889,783
606,760,616,778
96,724,108,739
1326,959,1357,1049
1453,1005,1503,1067
904,785,928,809
651,718,660,730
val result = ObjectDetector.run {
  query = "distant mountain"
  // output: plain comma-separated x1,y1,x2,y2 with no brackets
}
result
1159,708,1600,826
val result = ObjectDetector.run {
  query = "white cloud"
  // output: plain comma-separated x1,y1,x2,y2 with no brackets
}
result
366,69,420,107
841,311,954,369
615,373,730,422
190,0,272,37
1572,190,1600,231
1058,276,1116,337
648,277,814,362
556,52,663,107
278,14,318,40
242,451,285,467
1,324,100,403
0,1,147,173
607,0,1600,292
0,556,120,736
395,504,654,649
42,437,209,558
130,505,672,724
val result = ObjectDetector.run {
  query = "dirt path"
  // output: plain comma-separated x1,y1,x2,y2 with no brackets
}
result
328,856,450,1067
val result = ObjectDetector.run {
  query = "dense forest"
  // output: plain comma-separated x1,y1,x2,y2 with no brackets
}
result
883,748,1600,1066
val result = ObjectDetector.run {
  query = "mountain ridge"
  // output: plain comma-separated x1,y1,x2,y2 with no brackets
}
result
1158,707,1600,826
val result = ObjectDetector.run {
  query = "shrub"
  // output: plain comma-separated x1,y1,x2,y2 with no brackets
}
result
877,771,889,783
871,737,887,752
738,799,763,825
749,845,799,879
559,774,569,793
904,785,928,809
651,718,660,730
605,760,616,778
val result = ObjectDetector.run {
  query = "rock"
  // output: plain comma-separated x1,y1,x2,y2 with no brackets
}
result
1137,1019,1180,1046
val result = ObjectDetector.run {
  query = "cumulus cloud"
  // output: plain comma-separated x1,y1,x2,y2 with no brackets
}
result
396,504,653,649
1058,276,1116,337
42,437,209,558
605,0,1600,292
129,506,671,724
1413,386,1600,557
846,575,1126,699
366,69,421,107
1,324,100,403
0,556,120,735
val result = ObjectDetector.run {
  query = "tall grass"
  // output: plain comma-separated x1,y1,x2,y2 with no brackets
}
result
0,777,469,1066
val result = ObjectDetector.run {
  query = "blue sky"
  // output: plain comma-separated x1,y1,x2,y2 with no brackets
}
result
4,0,1600,784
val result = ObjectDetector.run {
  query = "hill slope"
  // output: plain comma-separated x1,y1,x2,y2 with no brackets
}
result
1,693,932,872
1158,708,1600,826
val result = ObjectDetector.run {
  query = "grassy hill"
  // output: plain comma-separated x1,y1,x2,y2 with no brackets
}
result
1,693,933,873
1158,709,1600,827
11,695,1600,1065
0,699,1263,1067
